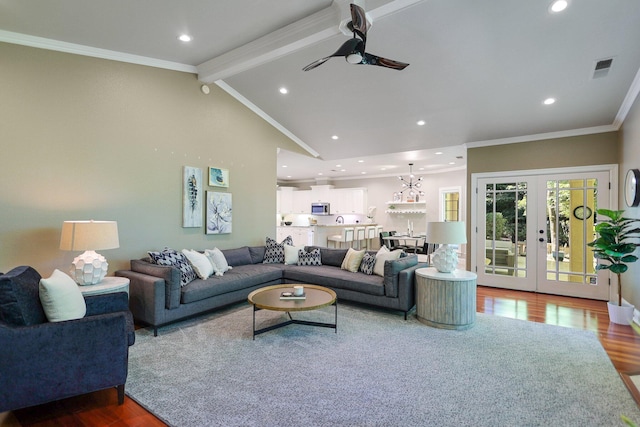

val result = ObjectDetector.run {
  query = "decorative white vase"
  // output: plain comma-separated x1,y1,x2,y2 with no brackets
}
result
607,301,635,325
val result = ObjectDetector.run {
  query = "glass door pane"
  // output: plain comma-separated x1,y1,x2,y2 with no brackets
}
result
477,178,536,291
537,174,609,300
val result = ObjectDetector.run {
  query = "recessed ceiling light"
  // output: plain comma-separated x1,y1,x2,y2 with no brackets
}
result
331,135,339,140
358,160,364,163
178,34,192,42
543,97,556,105
341,169,346,172
282,165,288,168
417,120,426,126
279,87,288,94
449,162,456,165
287,175,291,178
549,0,568,13
435,151,443,155
318,172,323,176
361,172,366,175
381,168,387,171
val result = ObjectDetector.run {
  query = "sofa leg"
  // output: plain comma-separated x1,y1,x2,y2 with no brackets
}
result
404,311,408,321
117,384,125,405
154,327,158,337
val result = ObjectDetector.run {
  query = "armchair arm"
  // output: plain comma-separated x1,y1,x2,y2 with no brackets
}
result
84,292,129,316
0,312,130,412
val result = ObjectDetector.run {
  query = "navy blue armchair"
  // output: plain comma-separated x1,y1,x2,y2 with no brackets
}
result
0,266,135,413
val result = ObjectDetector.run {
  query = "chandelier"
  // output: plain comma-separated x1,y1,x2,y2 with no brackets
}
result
398,163,424,200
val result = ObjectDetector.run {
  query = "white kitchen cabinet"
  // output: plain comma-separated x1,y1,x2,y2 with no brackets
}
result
278,187,296,214
332,188,367,214
291,190,311,214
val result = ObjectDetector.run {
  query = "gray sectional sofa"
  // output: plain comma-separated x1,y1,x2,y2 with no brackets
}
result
115,245,426,336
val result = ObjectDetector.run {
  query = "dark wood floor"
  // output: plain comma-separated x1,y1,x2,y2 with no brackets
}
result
5,286,640,426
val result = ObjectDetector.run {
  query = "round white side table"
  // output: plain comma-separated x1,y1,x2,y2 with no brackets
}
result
415,267,477,330
78,276,129,297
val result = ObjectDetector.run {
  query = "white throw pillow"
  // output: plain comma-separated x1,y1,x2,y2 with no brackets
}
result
205,248,233,276
39,269,87,322
341,248,366,273
373,249,403,277
182,249,214,279
284,245,305,265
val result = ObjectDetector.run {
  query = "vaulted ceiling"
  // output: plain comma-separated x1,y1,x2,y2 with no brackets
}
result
2,0,640,181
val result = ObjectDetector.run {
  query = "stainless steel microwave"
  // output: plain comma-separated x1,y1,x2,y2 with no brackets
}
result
311,202,330,215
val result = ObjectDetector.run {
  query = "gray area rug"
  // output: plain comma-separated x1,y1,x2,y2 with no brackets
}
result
126,303,640,426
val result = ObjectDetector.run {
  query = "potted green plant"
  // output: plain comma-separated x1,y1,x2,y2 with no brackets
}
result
588,209,640,325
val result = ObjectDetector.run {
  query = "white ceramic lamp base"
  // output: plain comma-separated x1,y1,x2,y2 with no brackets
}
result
431,244,458,273
70,250,108,285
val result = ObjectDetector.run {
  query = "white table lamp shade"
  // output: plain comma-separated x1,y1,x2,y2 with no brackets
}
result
426,222,466,273
60,221,119,285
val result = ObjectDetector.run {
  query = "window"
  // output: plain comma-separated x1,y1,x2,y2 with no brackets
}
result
440,187,461,222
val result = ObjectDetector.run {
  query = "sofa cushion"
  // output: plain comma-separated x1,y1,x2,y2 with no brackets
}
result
0,266,46,326
341,248,365,273
39,269,87,322
205,248,233,275
298,248,322,266
181,264,283,304
373,249,403,277
182,249,214,279
305,246,348,268
248,246,266,264
148,248,197,286
383,255,418,298
359,253,376,275
282,265,384,296
221,246,253,267
263,236,293,264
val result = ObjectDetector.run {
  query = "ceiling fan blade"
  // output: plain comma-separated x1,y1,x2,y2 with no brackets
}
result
350,3,368,42
302,56,331,72
360,53,409,70
302,38,363,71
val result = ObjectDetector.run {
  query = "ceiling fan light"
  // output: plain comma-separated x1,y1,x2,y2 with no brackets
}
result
346,52,363,64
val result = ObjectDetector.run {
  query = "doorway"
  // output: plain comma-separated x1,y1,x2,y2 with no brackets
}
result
471,166,616,300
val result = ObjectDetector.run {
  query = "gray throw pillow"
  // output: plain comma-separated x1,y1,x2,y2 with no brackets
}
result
148,248,197,286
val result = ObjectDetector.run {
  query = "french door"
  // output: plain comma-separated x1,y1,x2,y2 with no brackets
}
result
473,168,614,300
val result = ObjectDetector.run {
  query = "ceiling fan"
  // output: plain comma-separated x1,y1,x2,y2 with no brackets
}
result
302,3,409,72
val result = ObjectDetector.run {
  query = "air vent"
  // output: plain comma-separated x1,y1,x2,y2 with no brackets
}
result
593,57,614,79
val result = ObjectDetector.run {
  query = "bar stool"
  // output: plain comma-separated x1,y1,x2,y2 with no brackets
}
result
365,226,376,250
375,226,384,249
354,226,366,250
327,227,354,248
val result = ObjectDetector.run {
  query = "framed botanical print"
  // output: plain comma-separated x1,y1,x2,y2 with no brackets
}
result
183,166,203,228
208,167,229,188
206,191,232,234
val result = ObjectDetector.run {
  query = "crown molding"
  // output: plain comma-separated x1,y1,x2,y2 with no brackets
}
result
0,30,197,74
464,124,617,149
614,65,640,129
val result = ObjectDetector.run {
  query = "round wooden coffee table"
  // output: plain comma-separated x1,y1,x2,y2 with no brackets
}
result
247,284,337,339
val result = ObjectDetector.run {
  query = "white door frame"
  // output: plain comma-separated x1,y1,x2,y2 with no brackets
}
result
470,164,618,300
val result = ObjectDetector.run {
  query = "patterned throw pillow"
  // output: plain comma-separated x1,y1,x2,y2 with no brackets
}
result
263,236,293,264
148,248,197,286
298,248,322,266
359,253,376,275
